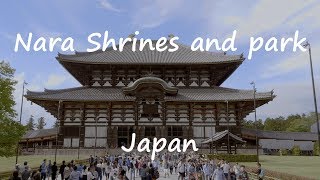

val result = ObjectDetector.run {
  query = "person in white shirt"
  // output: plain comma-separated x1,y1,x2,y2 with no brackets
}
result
203,162,211,180
105,162,112,179
80,166,88,180
233,162,240,179
213,164,226,180
64,163,72,180
163,161,170,178
86,167,95,180
178,159,186,180
101,160,106,177
69,166,80,180
222,161,230,179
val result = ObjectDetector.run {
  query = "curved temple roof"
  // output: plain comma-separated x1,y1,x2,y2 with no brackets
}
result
122,76,178,95
57,41,244,65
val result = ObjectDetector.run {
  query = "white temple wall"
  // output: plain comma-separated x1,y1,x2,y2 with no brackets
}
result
259,139,314,151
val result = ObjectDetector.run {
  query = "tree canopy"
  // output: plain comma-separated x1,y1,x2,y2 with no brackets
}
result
36,117,46,130
26,115,35,130
0,61,25,157
244,113,317,132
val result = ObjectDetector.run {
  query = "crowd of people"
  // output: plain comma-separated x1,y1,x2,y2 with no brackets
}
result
10,152,264,180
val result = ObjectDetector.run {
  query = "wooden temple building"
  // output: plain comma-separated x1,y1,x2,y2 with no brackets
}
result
25,40,275,151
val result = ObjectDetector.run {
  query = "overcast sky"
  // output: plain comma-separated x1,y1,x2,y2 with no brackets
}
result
1,0,320,128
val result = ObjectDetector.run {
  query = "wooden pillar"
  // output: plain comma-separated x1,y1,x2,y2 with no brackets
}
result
215,103,219,125
106,102,112,149
94,109,99,152
185,67,190,87
79,103,85,147
111,66,116,86
57,102,64,147
215,141,218,154
188,103,193,126
197,69,201,87
26,140,29,152
134,101,139,126
162,101,167,126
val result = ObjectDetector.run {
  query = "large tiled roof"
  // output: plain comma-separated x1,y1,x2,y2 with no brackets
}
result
22,128,57,139
25,86,273,102
57,41,244,64
242,128,318,141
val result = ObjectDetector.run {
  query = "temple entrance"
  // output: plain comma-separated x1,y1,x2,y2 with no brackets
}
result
118,138,127,147
145,126,156,140
167,126,183,141
117,126,133,148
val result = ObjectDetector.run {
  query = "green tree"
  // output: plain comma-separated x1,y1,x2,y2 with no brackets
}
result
243,119,264,130
0,61,25,157
26,115,35,130
314,141,319,156
36,117,46,130
52,120,59,128
264,116,286,131
286,119,309,132
291,145,301,156
285,112,317,132
285,114,302,129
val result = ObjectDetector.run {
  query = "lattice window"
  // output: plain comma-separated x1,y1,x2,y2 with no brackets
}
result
168,126,183,137
118,127,128,137
145,127,156,137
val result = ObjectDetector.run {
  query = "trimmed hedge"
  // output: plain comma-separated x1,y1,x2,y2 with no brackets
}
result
207,154,258,162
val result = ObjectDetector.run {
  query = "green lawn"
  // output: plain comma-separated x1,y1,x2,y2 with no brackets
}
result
0,155,87,173
242,155,320,179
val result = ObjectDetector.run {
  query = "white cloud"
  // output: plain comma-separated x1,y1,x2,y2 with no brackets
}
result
131,0,183,28
98,0,121,13
287,3,320,29
13,72,55,128
13,72,78,128
222,0,315,38
262,43,320,78
247,79,317,120
44,74,68,88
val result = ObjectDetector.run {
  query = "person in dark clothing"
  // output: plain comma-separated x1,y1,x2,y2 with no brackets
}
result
140,164,148,180
149,164,155,180
51,161,58,180
95,163,103,180
59,161,66,180
256,163,265,180
31,170,41,180
169,162,173,175
21,166,31,180
10,170,21,180
89,155,94,165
